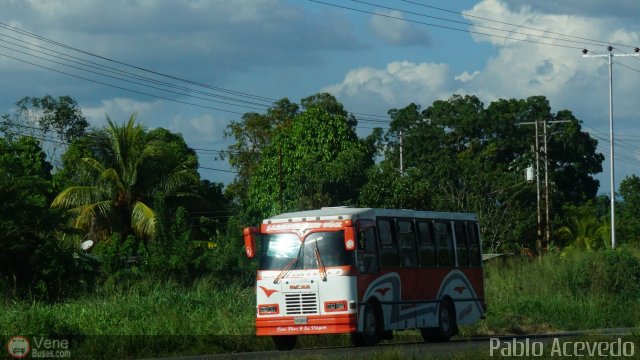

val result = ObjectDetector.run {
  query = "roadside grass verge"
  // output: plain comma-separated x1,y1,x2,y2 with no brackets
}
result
2,247,640,358
461,246,640,336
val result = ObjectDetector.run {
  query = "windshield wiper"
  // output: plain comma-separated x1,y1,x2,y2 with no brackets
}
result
273,244,303,284
314,236,327,281
273,257,297,284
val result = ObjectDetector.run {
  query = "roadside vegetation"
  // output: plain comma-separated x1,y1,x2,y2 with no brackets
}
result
2,247,639,359
2,93,640,358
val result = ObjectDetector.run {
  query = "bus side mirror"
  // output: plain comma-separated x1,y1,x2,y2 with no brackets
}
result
344,226,356,251
243,227,259,259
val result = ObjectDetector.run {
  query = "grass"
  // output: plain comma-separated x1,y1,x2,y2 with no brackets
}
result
461,247,640,337
2,247,640,358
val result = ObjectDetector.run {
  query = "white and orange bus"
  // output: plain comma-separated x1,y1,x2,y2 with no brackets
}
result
243,207,486,350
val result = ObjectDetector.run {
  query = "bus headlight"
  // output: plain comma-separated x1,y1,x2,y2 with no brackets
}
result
324,301,347,312
258,304,280,315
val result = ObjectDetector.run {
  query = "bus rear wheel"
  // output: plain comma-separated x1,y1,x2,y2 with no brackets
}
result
435,299,457,341
352,302,380,347
420,299,457,342
272,335,297,351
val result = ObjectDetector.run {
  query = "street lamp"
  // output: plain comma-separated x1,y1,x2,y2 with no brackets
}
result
582,46,640,249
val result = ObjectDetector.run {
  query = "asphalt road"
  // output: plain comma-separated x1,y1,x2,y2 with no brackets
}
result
145,328,637,360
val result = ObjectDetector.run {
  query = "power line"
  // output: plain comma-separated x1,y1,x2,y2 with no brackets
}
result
0,21,277,104
0,32,275,109
0,22,397,128
0,42,269,112
350,0,613,49
199,166,238,174
1,128,243,174
309,0,585,50
0,51,247,115
399,0,639,51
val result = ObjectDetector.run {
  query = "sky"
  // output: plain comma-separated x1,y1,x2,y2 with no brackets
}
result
1,0,639,194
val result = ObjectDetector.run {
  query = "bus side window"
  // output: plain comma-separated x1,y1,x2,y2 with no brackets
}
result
455,221,470,267
435,221,453,267
357,226,380,273
377,218,399,267
467,222,482,266
397,219,418,268
417,220,436,267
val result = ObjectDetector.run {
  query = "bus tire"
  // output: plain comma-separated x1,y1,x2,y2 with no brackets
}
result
435,298,457,341
420,299,457,342
351,301,381,347
272,335,297,351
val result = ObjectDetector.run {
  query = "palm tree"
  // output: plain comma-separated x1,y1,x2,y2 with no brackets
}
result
557,215,609,256
52,114,199,240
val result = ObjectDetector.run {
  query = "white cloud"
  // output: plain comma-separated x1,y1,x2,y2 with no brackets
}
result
171,114,227,143
461,0,640,121
455,70,480,82
82,98,163,127
324,61,451,113
369,10,431,47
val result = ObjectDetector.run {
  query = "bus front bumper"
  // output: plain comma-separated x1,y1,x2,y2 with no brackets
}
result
256,313,357,336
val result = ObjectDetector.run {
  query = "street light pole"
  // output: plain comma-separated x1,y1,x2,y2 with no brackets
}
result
582,46,639,250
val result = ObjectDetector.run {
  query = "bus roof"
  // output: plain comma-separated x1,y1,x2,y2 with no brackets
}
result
263,207,477,224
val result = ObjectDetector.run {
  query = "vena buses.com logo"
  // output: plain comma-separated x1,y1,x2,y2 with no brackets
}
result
6,336,30,358
6,336,71,359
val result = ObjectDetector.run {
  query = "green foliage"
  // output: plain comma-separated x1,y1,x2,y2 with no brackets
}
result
222,98,299,213
3,250,640,358
52,114,200,241
556,202,609,255
581,249,640,298
369,95,603,253
0,136,86,300
247,106,372,219
471,248,640,335
619,175,640,244
1,95,89,168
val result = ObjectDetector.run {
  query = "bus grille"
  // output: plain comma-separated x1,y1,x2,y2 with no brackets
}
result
284,292,318,315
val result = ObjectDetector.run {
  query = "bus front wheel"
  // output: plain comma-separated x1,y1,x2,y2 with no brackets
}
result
272,335,297,351
352,302,381,347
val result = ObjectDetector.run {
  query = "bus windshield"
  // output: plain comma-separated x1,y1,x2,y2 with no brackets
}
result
260,231,352,270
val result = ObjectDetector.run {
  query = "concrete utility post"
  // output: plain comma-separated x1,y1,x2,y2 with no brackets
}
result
582,46,640,250
518,119,569,254
399,130,404,174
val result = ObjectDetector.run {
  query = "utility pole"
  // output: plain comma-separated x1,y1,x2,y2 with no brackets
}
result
519,118,570,254
399,130,404,174
535,120,542,256
582,46,639,249
543,120,551,250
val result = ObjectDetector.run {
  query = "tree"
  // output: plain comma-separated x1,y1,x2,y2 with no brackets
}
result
1,95,89,167
223,93,375,224
618,175,640,244
557,203,609,256
247,107,373,219
221,98,299,210
51,114,200,241
364,95,603,253
0,136,78,298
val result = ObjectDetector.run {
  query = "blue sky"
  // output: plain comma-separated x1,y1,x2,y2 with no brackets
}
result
1,0,639,193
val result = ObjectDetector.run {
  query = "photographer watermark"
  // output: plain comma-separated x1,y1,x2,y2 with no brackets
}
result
490,337,635,357
6,336,71,359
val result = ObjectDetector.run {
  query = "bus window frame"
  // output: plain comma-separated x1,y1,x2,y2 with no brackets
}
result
377,217,399,268
454,221,471,267
417,219,437,267
356,220,380,274
467,221,482,267
434,220,454,267
396,218,418,268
